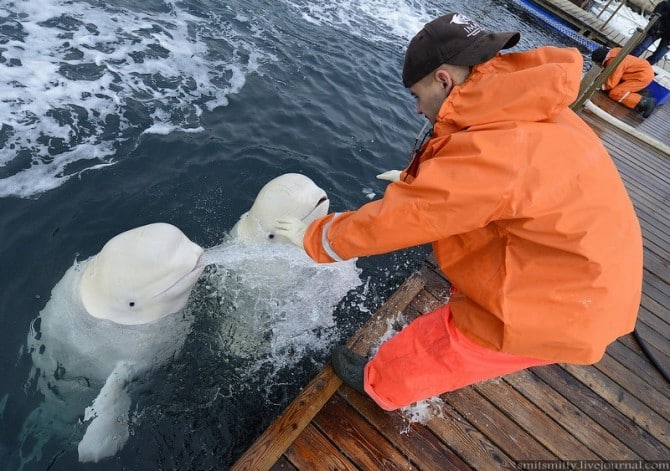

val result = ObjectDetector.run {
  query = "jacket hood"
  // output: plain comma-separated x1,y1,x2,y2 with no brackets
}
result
434,46,583,134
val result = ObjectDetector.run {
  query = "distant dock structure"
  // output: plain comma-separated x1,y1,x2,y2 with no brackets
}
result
515,0,629,47
516,0,670,83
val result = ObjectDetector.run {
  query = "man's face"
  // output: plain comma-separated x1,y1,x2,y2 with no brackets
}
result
409,71,450,124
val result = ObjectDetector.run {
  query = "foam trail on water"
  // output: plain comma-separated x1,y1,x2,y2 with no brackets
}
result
280,0,434,42
0,0,276,198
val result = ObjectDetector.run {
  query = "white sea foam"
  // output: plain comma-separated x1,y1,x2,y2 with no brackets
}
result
280,0,433,43
199,240,362,369
400,396,446,428
0,0,277,198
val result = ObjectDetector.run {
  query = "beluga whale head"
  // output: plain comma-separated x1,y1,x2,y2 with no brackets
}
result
80,223,205,325
231,173,329,243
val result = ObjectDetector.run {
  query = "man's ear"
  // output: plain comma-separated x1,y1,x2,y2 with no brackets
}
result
434,68,453,91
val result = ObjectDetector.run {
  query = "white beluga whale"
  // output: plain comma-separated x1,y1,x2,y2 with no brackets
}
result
201,173,361,363
19,223,205,466
229,172,329,244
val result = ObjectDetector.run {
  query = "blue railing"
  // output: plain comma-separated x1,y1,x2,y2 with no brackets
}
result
512,0,601,51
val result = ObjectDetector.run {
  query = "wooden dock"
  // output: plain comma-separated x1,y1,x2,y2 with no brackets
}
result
531,0,630,46
230,91,670,469
522,0,670,73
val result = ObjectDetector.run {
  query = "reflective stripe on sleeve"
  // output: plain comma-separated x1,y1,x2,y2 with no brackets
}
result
321,213,345,262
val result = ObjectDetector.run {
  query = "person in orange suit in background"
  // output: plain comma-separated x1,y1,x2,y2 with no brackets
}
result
591,46,656,118
276,13,643,412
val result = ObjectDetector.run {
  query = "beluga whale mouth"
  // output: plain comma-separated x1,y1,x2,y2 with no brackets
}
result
300,194,329,222
152,250,206,300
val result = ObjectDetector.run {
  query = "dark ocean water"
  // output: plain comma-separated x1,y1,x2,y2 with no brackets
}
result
0,0,588,469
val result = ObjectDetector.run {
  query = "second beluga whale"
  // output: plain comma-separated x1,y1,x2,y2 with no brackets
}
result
20,223,205,465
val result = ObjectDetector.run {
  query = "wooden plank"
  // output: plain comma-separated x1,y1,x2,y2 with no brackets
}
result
641,304,670,337
642,277,670,318
408,289,443,315
615,168,670,208
444,386,557,461
425,397,517,469
474,378,600,459
348,268,431,354
619,177,670,218
610,338,670,399
632,339,670,382
644,241,670,275
533,365,670,459
640,291,670,324
631,322,670,377
626,200,670,238
628,179,670,209
592,353,670,420
561,363,670,448
340,386,471,470
284,424,358,471
231,365,342,471
313,395,415,471
619,157,670,192
586,102,670,162
421,259,451,300
616,155,670,196
639,305,670,341
504,369,640,459
635,313,670,356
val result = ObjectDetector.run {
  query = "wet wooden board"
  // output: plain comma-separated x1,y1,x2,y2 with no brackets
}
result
232,69,670,471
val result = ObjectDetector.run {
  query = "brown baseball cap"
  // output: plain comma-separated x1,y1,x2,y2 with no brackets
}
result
402,13,520,87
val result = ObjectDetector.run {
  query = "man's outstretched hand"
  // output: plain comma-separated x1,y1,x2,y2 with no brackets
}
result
275,217,307,249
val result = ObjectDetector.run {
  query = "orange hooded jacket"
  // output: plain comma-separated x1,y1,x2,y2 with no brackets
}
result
304,46,643,364
601,47,655,108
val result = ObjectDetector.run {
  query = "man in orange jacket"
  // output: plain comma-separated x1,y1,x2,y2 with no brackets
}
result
276,13,643,411
591,46,656,118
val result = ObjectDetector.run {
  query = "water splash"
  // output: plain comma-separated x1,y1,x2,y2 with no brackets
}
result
197,240,362,368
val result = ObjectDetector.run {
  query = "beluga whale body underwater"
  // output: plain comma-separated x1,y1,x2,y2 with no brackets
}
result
18,173,362,466
19,222,205,465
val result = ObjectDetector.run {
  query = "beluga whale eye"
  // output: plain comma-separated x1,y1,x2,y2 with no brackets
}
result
268,234,275,240
129,302,135,308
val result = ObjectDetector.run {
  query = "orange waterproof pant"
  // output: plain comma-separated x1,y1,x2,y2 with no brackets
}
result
608,83,645,109
364,305,552,410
